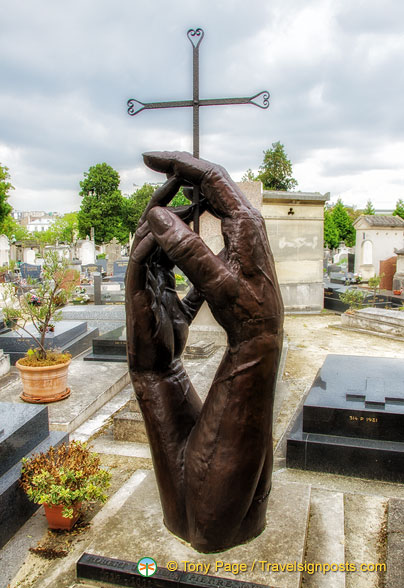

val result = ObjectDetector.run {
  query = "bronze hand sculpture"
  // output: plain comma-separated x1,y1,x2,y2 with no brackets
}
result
125,152,284,553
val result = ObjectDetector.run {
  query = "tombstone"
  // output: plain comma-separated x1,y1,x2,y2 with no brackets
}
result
393,248,404,292
0,403,68,548
79,237,96,266
93,272,102,305
109,259,128,283
84,326,127,362
23,249,36,265
19,263,41,280
347,252,355,273
380,256,397,291
287,354,404,482
82,263,103,275
44,244,70,261
96,258,108,272
327,263,342,275
333,242,349,265
0,320,99,365
105,238,121,274
0,235,10,267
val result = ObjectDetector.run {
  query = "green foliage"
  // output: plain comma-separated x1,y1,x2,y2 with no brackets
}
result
257,142,298,191
241,168,257,182
330,199,356,247
1,215,30,242
123,184,192,236
122,183,155,236
79,162,120,198
368,273,384,306
339,288,367,310
78,163,127,244
20,441,111,518
0,164,13,230
324,208,340,249
1,250,78,360
169,186,191,207
51,212,78,243
343,205,362,223
363,199,375,215
393,198,404,219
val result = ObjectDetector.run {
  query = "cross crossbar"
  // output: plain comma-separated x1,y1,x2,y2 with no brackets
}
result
127,27,269,233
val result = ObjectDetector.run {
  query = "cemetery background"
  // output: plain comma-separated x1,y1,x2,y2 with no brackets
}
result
1,311,404,588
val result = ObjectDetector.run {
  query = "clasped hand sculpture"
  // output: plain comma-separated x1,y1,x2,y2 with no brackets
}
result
126,151,284,552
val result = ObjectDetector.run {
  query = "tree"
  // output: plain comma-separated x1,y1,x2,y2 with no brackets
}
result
324,208,340,249
77,163,127,243
363,199,375,215
0,164,14,231
1,215,30,242
169,186,191,207
331,199,356,247
122,184,192,237
122,183,155,236
256,142,298,191
51,213,79,243
241,169,256,182
393,198,404,219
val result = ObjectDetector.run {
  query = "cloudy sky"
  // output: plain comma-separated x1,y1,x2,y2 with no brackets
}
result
1,0,403,213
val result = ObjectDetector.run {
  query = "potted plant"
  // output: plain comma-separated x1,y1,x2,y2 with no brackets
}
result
1,250,79,403
19,440,111,530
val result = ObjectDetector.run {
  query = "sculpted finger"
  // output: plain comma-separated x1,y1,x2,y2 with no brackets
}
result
147,207,238,305
143,151,252,218
138,175,182,226
127,233,157,292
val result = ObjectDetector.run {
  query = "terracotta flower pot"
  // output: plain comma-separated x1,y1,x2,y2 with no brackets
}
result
16,359,71,403
43,502,81,530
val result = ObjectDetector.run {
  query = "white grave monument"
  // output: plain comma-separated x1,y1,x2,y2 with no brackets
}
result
23,249,36,265
79,237,96,265
0,235,10,267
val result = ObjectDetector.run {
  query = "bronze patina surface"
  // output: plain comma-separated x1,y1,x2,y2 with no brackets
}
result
125,151,284,552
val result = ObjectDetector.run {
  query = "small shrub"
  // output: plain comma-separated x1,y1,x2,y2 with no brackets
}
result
339,288,367,311
20,441,111,518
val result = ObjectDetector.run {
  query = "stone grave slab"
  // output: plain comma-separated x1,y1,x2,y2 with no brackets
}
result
109,259,128,283
0,402,67,548
0,320,99,364
0,402,49,476
287,354,404,482
84,325,127,362
19,263,41,280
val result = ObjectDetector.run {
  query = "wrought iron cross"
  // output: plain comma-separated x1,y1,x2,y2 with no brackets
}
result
127,27,269,233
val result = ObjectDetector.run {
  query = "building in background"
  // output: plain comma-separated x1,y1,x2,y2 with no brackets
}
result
353,215,404,280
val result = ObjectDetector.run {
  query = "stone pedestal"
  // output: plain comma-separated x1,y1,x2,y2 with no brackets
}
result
359,263,375,281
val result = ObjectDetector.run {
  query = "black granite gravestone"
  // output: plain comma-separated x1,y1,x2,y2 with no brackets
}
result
109,259,128,284
77,553,270,588
0,321,99,365
0,402,68,548
287,354,404,482
84,326,127,362
19,263,41,280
